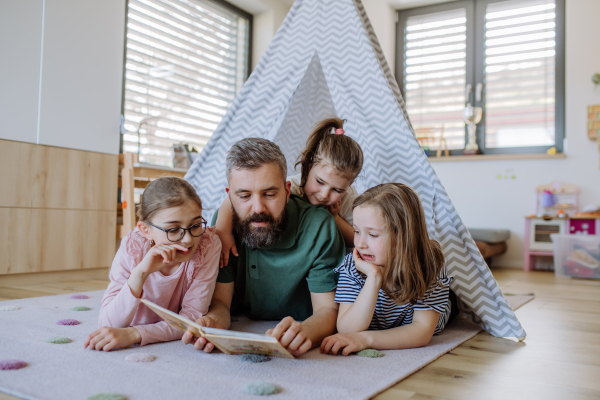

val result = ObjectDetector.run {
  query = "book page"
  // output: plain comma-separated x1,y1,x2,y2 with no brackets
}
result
141,299,294,359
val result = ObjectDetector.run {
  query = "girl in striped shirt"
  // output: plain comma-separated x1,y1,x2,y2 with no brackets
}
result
321,183,453,355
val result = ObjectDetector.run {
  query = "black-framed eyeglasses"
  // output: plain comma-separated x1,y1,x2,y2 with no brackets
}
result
148,218,208,242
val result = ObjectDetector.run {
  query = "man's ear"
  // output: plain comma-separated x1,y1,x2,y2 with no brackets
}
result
225,186,230,196
137,221,153,240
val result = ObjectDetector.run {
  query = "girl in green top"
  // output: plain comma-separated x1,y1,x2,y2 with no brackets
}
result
215,117,364,266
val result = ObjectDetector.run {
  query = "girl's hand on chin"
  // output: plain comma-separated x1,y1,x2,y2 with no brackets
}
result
138,243,190,274
83,327,141,351
353,248,382,279
327,199,343,218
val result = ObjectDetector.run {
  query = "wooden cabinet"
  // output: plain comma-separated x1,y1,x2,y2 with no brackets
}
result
0,139,117,274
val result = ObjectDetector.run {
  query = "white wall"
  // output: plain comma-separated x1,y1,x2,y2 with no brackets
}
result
0,0,125,155
0,0,43,144
38,0,125,154
361,0,600,268
362,0,397,73
254,0,600,268
229,0,294,69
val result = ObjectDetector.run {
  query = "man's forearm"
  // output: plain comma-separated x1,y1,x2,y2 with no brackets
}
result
203,299,232,330
301,306,338,348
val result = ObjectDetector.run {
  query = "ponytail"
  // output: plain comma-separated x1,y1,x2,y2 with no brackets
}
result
295,117,363,187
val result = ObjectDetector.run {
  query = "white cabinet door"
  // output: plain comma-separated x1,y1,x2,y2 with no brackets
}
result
0,0,43,144
37,0,125,154
529,218,567,251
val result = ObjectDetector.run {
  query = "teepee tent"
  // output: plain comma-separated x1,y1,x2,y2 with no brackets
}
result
185,0,526,339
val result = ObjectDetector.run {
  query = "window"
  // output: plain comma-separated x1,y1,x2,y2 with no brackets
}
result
397,0,564,155
122,0,252,167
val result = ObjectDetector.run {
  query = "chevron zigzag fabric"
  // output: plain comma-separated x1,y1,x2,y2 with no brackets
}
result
184,0,526,339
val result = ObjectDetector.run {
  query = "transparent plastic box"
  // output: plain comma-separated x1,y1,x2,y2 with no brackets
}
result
550,234,600,279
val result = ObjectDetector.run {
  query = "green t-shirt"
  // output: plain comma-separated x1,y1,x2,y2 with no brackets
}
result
212,194,345,321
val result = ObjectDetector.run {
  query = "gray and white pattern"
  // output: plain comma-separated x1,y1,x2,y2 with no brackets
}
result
185,0,526,338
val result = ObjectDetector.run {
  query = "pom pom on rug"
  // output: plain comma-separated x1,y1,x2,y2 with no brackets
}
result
71,306,91,311
240,354,271,363
71,294,89,299
242,381,281,396
86,392,127,400
356,349,384,358
124,353,156,362
0,306,20,311
0,360,27,370
46,336,72,344
57,319,80,326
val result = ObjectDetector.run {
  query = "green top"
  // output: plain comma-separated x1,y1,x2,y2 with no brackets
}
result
212,194,345,321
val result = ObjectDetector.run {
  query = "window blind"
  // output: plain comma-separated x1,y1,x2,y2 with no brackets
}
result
484,0,556,148
122,0,250,167
403,8,467,151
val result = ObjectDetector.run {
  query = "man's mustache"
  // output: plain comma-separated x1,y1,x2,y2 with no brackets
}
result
245,213,274,224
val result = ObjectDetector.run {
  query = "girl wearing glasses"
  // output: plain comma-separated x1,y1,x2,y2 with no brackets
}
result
84,177,221,351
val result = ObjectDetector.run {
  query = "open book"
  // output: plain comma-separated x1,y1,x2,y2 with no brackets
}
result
141,299,294,359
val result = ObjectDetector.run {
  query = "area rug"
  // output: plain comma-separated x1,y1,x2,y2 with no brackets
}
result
0,291,532,400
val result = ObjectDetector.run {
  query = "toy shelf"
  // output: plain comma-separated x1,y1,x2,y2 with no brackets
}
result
524,216,600,271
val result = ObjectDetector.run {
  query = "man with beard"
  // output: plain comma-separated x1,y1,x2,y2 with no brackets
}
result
182,138,346,357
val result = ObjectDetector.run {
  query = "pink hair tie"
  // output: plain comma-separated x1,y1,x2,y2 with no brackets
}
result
335,129,344,135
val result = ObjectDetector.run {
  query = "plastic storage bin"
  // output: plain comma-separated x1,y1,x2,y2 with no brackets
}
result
551,234,600,279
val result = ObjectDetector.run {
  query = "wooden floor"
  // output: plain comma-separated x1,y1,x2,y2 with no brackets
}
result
1,268,599,400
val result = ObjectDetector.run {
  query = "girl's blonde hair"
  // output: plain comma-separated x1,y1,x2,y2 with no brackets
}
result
353,183,445,305
295,117,363,187
136,176,202,222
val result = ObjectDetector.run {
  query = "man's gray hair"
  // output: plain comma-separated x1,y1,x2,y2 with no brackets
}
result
226,138,287,182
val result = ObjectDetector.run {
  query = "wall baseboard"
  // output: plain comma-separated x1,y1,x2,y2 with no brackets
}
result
0,267,109,286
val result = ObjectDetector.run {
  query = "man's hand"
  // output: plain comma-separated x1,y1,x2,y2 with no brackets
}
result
266,316,312,357
84,327,141,351
181,316,223,353
320,332,370,356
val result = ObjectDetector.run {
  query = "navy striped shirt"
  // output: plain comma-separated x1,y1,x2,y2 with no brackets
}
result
334,253,453,334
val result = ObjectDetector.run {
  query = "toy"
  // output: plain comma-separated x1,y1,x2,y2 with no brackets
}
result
525,181,600,271
536,181,579,217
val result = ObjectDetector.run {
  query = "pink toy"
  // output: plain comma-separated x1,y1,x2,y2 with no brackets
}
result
0,360,27,370
536,181,579,217
57,319,80,326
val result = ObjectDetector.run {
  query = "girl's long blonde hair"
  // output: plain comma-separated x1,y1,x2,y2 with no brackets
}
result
353,183,445,304
295,117,363,187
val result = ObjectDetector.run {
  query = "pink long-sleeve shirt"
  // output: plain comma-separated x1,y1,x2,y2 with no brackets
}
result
99,227,221,346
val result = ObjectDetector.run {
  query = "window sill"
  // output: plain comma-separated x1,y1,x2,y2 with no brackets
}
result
428,153,566,162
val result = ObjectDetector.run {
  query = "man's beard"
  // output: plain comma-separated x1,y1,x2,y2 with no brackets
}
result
232,205,288,249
